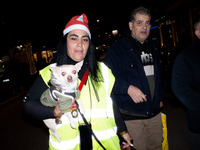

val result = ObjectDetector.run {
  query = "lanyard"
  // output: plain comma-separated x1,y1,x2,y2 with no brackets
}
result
71,68,89,118
74,68,106,149
78,68,89,92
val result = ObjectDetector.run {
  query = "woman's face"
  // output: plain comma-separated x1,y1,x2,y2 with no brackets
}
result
67,29,90,62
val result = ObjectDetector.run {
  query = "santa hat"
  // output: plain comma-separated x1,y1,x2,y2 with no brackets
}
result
63,13,91,39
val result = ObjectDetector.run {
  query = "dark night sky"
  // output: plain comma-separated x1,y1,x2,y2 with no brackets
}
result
0,0,177,53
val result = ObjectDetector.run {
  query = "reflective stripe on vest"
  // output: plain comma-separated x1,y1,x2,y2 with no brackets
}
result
40,62,120,150
101,62,115,120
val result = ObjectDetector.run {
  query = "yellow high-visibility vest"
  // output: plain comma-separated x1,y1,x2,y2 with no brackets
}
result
39,62,120,150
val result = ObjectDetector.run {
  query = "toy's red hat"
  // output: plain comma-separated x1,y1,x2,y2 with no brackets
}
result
63,13,91,39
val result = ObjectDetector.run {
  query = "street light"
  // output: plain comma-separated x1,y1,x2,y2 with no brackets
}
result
112,30,118,36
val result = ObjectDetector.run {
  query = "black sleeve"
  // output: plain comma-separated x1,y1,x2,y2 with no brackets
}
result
112,98,127,134
104,47,130,95
22,75,55,120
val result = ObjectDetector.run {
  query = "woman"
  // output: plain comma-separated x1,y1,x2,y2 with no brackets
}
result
23,13,131,150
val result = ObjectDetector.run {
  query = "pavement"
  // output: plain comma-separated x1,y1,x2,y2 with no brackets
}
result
0,90,190,150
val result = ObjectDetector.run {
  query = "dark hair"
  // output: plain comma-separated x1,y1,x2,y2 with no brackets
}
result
55,35,102,84
194,15,200,30
130,6,151,22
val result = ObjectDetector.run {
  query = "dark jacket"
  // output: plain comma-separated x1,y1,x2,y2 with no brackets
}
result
172,39,200,133
104,36,164,120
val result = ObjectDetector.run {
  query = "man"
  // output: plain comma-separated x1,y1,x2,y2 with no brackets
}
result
172,15,200,150
104,7,164,150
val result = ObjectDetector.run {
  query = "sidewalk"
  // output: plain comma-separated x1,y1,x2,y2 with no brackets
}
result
165,98,190,150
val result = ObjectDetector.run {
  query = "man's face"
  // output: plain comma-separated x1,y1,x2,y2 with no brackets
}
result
129,13,151,44
195,23,200,39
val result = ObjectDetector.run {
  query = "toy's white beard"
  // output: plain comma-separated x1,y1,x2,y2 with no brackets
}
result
61,82,78,93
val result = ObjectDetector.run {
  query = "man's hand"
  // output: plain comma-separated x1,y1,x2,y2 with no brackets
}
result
160,101,163,108
128,85,147,103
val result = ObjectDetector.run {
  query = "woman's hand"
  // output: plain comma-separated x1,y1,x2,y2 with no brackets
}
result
121,132,132,148
53,101,62,117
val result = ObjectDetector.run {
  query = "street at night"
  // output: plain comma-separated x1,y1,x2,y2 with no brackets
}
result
1,0,200,150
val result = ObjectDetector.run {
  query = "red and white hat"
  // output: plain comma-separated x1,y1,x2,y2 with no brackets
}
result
63,13,91,39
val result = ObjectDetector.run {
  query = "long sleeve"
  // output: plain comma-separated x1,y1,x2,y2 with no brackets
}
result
112,99,127,134
172,50,200,113
104,46,130,95
22,76,55,120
